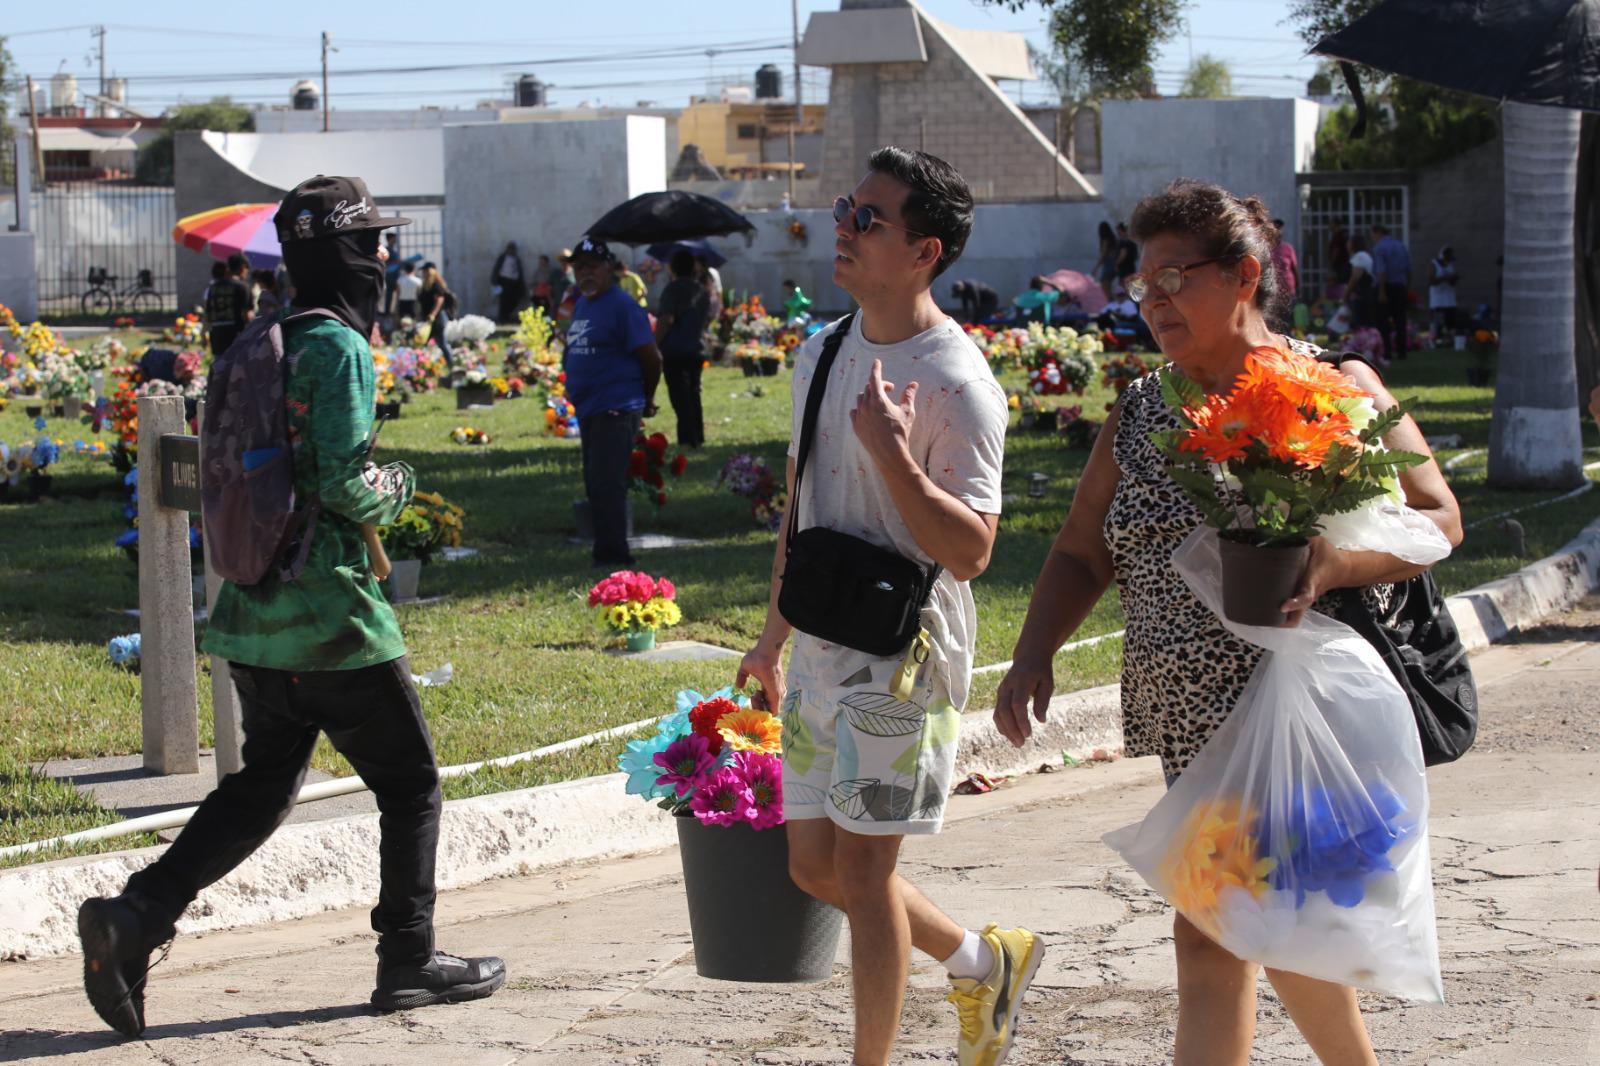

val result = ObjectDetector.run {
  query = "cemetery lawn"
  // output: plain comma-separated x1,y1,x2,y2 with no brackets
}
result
2,345,1597,866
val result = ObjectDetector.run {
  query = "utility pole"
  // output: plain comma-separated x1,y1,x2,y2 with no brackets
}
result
321,32,331,133
26,76,46,189
93,25,107,117
789,0,802,204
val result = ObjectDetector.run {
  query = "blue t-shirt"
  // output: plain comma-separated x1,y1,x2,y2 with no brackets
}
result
1372,236,1412,286
565,285,654,421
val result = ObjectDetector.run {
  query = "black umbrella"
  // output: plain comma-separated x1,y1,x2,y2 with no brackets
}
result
586,191,754,246
1314,0,1600,112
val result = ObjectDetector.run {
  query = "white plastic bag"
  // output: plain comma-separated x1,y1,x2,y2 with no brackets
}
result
1104,516,1447,1003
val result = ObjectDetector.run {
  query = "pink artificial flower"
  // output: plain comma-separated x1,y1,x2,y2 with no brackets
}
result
691,766,756,827
656,578,676,601
654,734,716,797
734,751,784,830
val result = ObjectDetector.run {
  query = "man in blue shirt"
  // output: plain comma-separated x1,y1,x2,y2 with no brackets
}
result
1370,224,1413,362
564,236,662,566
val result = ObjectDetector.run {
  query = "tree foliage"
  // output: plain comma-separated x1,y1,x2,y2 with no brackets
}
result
136,98,254,186
1180,55,1233,99
1027,36,1102,164
992,0,1188,99
1288,0,1499,171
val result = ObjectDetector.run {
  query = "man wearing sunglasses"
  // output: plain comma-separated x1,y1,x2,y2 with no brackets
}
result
737,147,1037,1066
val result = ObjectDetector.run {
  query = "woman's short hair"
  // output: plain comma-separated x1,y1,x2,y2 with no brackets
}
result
1130,178,1284,323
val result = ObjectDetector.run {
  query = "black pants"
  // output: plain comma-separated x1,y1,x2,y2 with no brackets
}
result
126,658,441,966
209,327,238,357
663,358,705,448
580,409,642,565
496,286,522,325
1380,283,1409,361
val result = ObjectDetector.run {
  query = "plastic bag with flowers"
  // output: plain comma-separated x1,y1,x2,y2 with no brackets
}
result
1106,345,1452,1003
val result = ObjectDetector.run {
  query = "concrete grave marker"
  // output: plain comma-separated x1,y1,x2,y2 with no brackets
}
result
137,395,199,775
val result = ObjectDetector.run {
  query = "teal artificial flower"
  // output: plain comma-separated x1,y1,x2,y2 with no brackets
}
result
618,732,676,800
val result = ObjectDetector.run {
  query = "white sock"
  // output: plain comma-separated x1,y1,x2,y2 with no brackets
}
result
941,929,996,982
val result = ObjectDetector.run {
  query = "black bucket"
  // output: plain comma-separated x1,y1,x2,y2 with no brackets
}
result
675,815,843,983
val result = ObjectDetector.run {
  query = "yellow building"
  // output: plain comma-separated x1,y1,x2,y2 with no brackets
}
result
676,99,827,178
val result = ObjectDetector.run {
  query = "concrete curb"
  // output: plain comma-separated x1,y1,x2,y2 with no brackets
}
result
6,517,1596,961
1447,515,1600,651
0,688,1123,961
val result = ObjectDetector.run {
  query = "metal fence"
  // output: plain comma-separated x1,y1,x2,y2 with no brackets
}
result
1298,184,1410,301
32,183,177,316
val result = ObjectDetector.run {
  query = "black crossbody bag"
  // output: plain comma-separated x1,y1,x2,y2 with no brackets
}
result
778,314,941,657
1317,349,1478,765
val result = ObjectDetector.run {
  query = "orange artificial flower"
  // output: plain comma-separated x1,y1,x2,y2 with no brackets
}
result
1262,406,1357,469
717,709,783,754
1178,384,1290,465
1240,345,1365,414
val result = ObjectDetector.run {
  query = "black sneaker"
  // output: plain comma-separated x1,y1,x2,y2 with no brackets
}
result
77,894,175,1038
371,951,507,1012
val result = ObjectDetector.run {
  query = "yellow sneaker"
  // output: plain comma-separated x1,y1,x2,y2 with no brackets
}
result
946,923,1044,1066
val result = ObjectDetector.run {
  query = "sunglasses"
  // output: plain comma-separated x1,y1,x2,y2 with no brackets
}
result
833,197,928,239
1126,257,1225,303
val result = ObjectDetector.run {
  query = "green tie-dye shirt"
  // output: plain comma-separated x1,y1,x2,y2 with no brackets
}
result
203,316,414,671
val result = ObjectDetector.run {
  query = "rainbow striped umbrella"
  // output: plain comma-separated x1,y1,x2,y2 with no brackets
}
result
172,203,282,268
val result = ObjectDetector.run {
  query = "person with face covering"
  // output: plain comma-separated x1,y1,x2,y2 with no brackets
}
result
994,179,1462,1066
75,176,506,1040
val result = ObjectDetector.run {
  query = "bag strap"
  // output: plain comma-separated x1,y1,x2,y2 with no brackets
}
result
785,313,943,597
788,312,856,543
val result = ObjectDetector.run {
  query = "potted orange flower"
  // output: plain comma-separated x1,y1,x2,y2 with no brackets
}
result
1153,345,1426,626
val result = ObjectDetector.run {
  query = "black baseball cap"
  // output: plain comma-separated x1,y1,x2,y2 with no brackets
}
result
570,235,614,263
274,175,412,244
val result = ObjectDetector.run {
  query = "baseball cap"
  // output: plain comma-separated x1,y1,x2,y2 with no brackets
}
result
569,236,613,263
274,175,412,244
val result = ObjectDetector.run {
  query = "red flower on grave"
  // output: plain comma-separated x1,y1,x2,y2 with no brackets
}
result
670,453,688,477
647,432,669,456
627,450,648,478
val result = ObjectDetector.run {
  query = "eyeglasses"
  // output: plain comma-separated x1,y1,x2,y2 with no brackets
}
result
833,197,928,238
1125,257,1225,303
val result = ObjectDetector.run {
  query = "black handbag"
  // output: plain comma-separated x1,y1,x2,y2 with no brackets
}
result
778,314,941,657
1314,349,1478,765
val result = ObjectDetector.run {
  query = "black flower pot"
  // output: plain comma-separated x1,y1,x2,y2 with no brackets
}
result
740,359,758,377
376,400,402,419
759,361,781,377
1036,409,1059,433
675,815,843,983
1219,536,1309,627
24,405,44,418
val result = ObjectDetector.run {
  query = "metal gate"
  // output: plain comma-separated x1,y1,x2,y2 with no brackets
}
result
1297,184,1409,301
32,183,177,316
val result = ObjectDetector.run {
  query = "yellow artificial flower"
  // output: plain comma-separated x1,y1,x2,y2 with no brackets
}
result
605,604,633,630
717,709,783,754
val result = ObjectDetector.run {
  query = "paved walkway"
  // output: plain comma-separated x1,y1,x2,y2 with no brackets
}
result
3,600,1597,1065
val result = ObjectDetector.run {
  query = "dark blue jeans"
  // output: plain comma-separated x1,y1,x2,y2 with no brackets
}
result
433,309,455,368
581,409,642,564
126,658,441,965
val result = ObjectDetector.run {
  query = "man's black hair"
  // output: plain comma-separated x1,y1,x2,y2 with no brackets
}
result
670,249,696,277
401,261,416,274
783,278,797,288
226,253,247,274
210,262,226,280
866,146,973,278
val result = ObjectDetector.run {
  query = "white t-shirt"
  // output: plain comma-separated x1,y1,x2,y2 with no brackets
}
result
785,314,1009,710
394,273,422,302
1428,258,1457,309
1349,250,1374,276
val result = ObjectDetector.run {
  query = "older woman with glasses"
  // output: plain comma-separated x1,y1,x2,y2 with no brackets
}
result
993,178,1461,1066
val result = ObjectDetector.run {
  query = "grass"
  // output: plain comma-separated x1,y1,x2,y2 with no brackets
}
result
2,341,1597,866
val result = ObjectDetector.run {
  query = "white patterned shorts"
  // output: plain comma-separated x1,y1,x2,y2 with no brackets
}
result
781,655,961,836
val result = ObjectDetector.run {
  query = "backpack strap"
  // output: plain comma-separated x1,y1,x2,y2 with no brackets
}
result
270,308,342,582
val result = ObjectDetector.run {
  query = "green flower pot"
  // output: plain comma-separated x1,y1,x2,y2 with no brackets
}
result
625,629,657,653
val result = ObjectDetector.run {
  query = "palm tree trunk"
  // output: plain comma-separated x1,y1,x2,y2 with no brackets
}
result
1487,102,1585,489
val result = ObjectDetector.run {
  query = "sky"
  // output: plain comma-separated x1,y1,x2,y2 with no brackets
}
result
3,1,1321,116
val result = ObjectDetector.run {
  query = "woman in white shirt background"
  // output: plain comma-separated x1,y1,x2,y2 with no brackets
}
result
1428,245,1459,343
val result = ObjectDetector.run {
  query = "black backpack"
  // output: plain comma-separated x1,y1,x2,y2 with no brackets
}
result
1318,349,1478,765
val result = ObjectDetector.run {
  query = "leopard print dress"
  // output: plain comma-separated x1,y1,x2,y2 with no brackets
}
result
1105,358,1393,779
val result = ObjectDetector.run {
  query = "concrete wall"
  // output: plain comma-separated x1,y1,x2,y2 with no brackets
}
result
817,6,1094,203
1101,97,1322,251
442,116,666,315
174,132,288,312
0,233,39,322
698,199,1112,317
1413,134,1504,314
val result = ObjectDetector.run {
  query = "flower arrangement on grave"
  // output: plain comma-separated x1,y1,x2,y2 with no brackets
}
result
787,217,808,245
1152,344,1426,553
504,306,563,378
1344,327,1385,366
445,314,497,349
728,296,782,348
165,313,203,347
38,350,91,401
543,383,580,438
108,633,142,670
113,315,135,330
78,337,126,374
717,453,786,531
628,431,688,508
1022,323,1100,396
378,490,466,564
385,346,449,393
1056,404,1101,451
616,688,784,829
461,367,490,387
588,570,682,637
1101,351,1154,403
491,376,523,399
449,426,491,446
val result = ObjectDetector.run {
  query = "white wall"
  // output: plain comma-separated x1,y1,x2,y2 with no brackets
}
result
1100,98,1322,251
442,118,667,315
690,200,1113,316
0,233,38,322
202,129,445,199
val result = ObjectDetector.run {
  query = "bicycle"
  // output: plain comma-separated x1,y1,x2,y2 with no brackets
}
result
82,267,163,316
